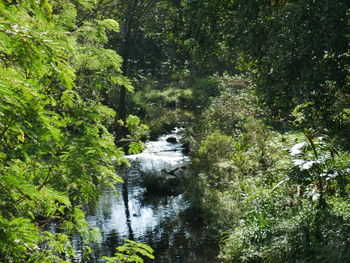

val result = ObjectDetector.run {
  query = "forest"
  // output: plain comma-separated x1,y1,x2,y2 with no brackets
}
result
0,0,349,262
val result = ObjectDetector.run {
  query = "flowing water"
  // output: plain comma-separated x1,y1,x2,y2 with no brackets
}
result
75,129,219,262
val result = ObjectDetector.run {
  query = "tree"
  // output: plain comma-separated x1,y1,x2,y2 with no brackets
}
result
228,0,349,131
0,0,130,261
181,0,349,135
103,0,193,127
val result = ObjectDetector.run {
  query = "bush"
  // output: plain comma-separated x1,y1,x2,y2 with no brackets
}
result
183,74,350,263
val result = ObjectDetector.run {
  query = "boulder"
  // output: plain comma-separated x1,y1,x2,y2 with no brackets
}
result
166,136,178,143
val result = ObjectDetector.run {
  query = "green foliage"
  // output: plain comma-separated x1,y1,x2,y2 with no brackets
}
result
288,135,350,204
0,0,133,261
103,239,154,263
185,74,350,263
188,76,220,111
220,139,350,262
124,114,148,154
196,131,234,170
183,0,349,137
185,75,280,227
231,0,349,131
137,87,193,109
1,0,349,262
0,217,41,262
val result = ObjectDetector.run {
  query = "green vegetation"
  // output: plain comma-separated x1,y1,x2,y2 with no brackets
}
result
177,1,350,262
184,75,350,262
0,0,145,261
1,0,349,262
103,239,154,263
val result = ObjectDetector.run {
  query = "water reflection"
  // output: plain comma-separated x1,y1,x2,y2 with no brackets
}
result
81,129,219,262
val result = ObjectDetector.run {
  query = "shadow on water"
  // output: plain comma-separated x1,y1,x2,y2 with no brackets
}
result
77,128,220,262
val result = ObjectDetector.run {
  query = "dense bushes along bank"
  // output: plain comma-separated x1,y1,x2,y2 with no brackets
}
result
183,75,350,263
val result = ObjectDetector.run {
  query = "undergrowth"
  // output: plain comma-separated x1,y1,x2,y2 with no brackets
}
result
184,74,350,263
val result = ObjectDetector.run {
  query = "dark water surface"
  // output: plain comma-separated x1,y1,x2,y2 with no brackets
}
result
75,129,220,262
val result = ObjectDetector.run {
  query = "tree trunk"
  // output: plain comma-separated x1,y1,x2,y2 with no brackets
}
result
115,0,139,142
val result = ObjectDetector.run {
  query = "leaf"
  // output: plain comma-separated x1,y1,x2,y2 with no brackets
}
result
111,75,134,91
126,115,141,129
128,141,143,155
61,90,75,108
100,19,120,32
39,187,71,208
17,129,25,142
102,239,154,262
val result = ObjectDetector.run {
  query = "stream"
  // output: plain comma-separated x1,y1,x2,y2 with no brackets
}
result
75,128,219,263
